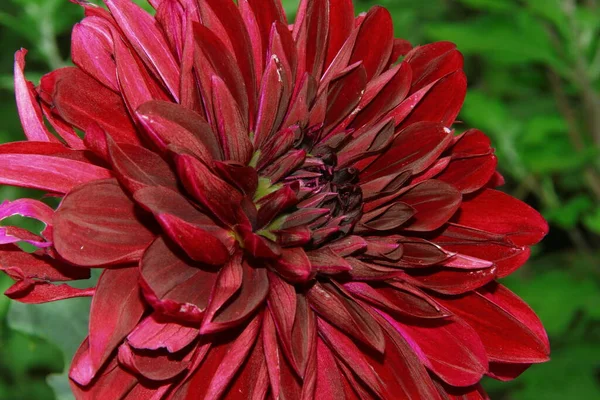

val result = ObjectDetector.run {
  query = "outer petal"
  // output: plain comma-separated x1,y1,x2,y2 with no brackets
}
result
53,179,154,266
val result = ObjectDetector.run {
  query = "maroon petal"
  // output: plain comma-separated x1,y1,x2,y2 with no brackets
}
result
294,0,329,79
136,100,222,162
404,265,497,295
134,186,231,265
175,153,248,227
455,189,549,246
53,179,154,266
271,247,313,283
3,271,93,304
265,272,297,371
105,0,180,100
127,312,198,353
344,281,450,319
439,284,550,364
324,0,355,67
106,135,177,193
201,256,268,334
140,237,217,322
438,155,498,194
88,267,146,379
307,281,385,353
306,247,352,274
399,180,462,232
14,50,56,142
51,67,140,144
405,42,463,92
117,343,189,381
386,313,489,387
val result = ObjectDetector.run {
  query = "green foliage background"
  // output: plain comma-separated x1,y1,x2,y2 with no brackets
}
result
1,0,600,399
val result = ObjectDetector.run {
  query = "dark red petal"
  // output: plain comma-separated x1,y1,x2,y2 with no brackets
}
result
322,63,367,133
70,345,138,398
307,282,385,353
306,247,352,274
245,0,286,64
106,135,177,193
349,6,394,80
0,246,88,281
134,186,231,265
405,42,463,92
295,0,330,79
88,267,145,380
400,70,467,128
404,265,497,295
201,257,268,334
140,237,217,322
438,155,498,194
361,122,453,180
439,284,550,364
386,313,489,387
175,153,248,227
127,312,198,353
117,343,189,381
399,180,462,232
317,319,385,397
3,272,93,304
314,336,359,399
344,281,450,319
455,189,549,246
52,67,140,144
105,0,180,100
53,179,154,266
174,315,262,400
325,0,354,67
359,201,415,231
271,247,313,283
14,49,56,142
256,184,298,228
136,100,222,162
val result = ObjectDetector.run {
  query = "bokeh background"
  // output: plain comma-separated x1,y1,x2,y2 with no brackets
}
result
1,0,599,399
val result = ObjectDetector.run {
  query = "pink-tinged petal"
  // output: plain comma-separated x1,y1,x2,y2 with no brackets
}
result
325,0,355,67
88,267,146,379
40,103,86,149
361,122,453,180
349,6,394,80
70,343,138,396
174,315,262,400
201,257,268,334
106,135,177,193
49,67,140,144
271,247,313,283
127,312,198,353
265,272,298,371
0,152,111,193
385,312,489,387
404,265,497,295
210,75,253,164
14,49,56,142
192,22,249,123
114,34,169,112
104,0,180,101
71,17,119,91
0,245,88,281
136,100,222,162
439,284,550,364
238,0,264,83
399,180,462,232
134,186,231,265
400,70,467,128
289,292,317,377
326,235,368,256
155,0,185,60
3,268,94,304
307,281,385,353
175,153,248,227
344,281,450,319
53,179,154,266
261,149,306,183
139,237,217,322
198,0,257,121
455,189,549,246
117,342,190,381
317,319,385,397
405,42,463,92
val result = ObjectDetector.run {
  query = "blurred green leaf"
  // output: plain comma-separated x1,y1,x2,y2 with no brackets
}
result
583,206,600,234
544,195,594,229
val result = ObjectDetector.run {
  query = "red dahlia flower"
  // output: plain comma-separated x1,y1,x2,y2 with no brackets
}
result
1,0,549,398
